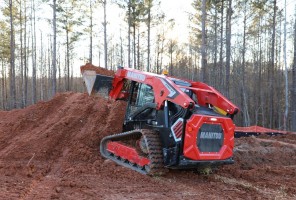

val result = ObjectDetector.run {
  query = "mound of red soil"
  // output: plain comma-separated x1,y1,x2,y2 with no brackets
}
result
0,92,295,199
0,92,127,199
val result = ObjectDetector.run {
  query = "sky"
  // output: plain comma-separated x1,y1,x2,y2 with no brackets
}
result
160,0,193,43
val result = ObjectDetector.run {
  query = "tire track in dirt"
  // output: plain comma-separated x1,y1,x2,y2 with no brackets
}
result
214,175,294,199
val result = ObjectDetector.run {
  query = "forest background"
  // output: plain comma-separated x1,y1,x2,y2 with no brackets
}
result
1,0,296,131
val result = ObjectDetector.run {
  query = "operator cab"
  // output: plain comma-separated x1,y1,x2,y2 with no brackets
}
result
122,80,157,130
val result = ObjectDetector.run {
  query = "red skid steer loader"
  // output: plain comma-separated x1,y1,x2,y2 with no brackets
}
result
81,64,240,175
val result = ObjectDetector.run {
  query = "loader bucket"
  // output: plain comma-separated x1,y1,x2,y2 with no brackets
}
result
82,70,113,97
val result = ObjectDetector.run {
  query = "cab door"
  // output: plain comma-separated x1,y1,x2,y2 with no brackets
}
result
124,81,156,130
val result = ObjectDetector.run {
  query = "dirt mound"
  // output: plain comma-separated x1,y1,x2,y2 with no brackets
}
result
0,92,127,199
0,92,296,199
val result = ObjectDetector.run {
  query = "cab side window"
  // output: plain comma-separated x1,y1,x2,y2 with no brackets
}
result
136,84,154,106
127,82,155,120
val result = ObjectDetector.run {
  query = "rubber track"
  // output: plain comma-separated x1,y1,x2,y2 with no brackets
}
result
100,129,167,175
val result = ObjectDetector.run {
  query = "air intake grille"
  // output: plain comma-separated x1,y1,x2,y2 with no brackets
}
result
197,124,224,152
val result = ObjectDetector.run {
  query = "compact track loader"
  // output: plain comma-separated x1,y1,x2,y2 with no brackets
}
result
81,64,240,175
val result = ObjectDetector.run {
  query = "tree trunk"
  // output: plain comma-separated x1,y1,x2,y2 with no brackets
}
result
160,29,164,71
147,0,151,72
201,0,207,82
283,0,289,130
219,0,224,91
66,28,70,91
40,31,44,100
52,0,57,96
24,0,28,106
103,0,107,68
259,17,263,126
128,0,131,67
31,0,37,104
170,40,173,75
1,60,6,109
241,1,250,126
225,0,232,97
156,34,160,74
9,0,16,109
48,37,51,97
20,0,24,108
120,28,123,67
133,24,136,69
291,10,296,131
213,3,218,85
137,27,140,70
89,0,93,64
269,0,277,128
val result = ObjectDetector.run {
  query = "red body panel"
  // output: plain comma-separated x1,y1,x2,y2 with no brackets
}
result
183,115,235,160
107,142,150,167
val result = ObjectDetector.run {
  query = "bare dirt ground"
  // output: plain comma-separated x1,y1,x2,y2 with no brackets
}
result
0,92,296,200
